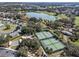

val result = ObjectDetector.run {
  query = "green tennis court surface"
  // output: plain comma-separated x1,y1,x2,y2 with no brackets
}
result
36,31,65,52
36,31,53,40
41,39,52,46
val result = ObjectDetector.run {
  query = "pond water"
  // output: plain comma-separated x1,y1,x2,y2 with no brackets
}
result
26,12,57,21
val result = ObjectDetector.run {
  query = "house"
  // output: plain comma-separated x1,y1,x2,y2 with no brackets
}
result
0,17,3,20
0,47,16,57
61,30,73,36
9,31,20,37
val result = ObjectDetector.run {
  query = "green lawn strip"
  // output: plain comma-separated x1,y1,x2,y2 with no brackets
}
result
0,36,21,46
35,11,56,16
50,30,59,38
57,14,68,19
75,16,79,26
11,36,22,41
49,30,59,39
71,39,79,46
11,46,17,49
0,24,17,34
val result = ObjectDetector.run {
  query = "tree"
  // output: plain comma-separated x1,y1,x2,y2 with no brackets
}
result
45,47,53,54
64,43,79,57
16,46,28,57
48,48,53,54
16,15,21,19
20,26,35,35
20,38,40,51
29,17,38,22
27,21,42,33
5,35,12,41
13,16,17,20
34,23,42,32
20,26,27,35
45,47,49,53
46,20,61,29
20,18,42,35
16,38,40,56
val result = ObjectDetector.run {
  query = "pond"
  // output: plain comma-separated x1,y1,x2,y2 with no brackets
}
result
26,12,57,21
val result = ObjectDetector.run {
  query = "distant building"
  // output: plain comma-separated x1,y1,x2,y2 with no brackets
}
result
0,21,5,29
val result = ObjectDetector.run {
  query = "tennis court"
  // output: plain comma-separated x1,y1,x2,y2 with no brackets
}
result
36,32,46,40
35,31,65,52
41,39,52,46
36,31,53,40
42,32,53,38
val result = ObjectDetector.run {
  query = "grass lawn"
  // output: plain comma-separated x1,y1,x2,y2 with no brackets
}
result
0,36,21,46
36,11,56,16
0,23,17,33
72,40,79,46
10,36,22,41
40,22,47,28
3,24,16,31
75,16,79,26
57,14,68,19
11,46,17,49
50,30,59,38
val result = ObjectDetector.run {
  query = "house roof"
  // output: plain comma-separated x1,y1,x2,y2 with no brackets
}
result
0,47,16,57
61,30,73,36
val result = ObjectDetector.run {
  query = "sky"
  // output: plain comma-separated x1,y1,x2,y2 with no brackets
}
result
0,0,79,2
